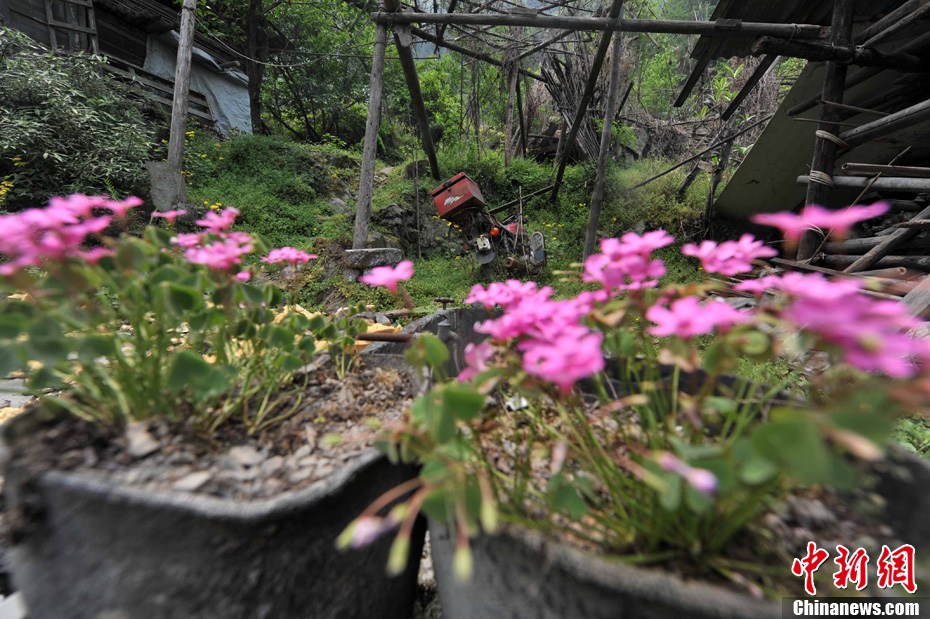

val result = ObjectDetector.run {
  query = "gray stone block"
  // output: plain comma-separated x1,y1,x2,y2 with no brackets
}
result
343,248,403,269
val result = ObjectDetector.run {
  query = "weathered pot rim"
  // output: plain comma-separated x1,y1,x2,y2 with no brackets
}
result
25,448,390,523
2,353,418,523
431,519,781,617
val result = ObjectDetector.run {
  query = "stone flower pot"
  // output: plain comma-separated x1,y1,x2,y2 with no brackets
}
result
1,355,425,619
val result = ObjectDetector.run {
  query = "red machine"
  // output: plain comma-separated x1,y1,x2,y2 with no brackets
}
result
431,172,546,273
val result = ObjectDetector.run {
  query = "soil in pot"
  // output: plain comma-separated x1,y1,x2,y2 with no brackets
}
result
2,354,426,619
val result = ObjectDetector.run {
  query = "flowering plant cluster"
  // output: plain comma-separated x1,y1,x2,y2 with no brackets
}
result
0,194,344,433
346,202,930,589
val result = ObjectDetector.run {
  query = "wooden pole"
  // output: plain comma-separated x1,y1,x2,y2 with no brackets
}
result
860,1,930,48
167,0,197,171
515,28,573,62
352,23,388,250
839,204,930,273
551,0,625,201
795,175,930,192
842,163,930,179
583,26,624,259
721,55,777,121
751,37,926,72
797,0,855,261
824,254,930,272
389,17,440,179
824,236,930,254
515,75,528,157
504,59,519,166
372,13,828,39
839,97,930,147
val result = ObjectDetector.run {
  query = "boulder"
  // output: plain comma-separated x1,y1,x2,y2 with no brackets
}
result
343,248,403,270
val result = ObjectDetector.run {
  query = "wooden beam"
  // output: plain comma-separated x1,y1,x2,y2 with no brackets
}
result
842,163,930,179
515,74,528,157
353,23,388,250
167,0,197,171
768,258,905,300
798,0,856,261
752,37,927,73
839,97,930,147
551,0,625,201
839,204,930,273
856,0,924,43
372,13,829,39
584,19,625,259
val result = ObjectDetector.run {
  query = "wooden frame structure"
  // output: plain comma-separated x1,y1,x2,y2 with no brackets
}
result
351,0,930,256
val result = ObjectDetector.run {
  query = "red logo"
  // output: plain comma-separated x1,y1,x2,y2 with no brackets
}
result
792,542,918,595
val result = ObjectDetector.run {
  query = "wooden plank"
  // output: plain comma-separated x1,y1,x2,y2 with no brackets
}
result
59,0,93,7
752,36,926,72
142,92,213,122
47,19,95,34
101,64,210,108
823,236,930,254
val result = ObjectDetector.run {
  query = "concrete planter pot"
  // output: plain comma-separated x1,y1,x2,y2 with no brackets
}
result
429,521,780,619
1,355,425,619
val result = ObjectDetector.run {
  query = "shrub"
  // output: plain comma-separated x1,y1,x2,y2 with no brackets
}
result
0,27,153,209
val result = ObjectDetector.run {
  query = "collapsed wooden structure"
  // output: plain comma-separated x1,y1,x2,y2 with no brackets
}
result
0,0,251,134
351,0,930,279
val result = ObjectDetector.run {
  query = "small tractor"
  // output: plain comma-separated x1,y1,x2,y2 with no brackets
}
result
430,172,546,274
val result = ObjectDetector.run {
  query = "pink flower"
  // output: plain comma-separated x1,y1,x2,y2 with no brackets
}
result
184,235,255,270
359,260,414,293
521,329,605,394
348,516,398,549
79,247,114,263
458,341,495,382
682,234,776,276
647,296,749,338
601,230,675,258
235,270,252,282
103,196,143,219
752,203,889,245
657,452,717,495
151,209,188,223
465,280,550,310
262,247,318,265
171,232,204,248
195,207,239,233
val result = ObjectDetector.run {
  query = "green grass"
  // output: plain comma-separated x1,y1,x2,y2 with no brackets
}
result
894,418,930,458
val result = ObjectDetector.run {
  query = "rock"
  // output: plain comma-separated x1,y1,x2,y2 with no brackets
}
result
343,248,403,269
228,445,264,467
788,497,837,529
329,197,350,216
367,231,401,250
125,422,160,459
261,456,285,475
172,471,212,492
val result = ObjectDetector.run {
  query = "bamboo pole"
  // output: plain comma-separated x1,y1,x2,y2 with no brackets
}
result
797,0,856,261
372,12,828,39
752,37,927,72
840,204,930,273
352,23,389,250
721,54,777,121
584,20,625,259
842,163,930,179
551,0,625,201
824,254,930,272
796,175,930,192
839,97,930,147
